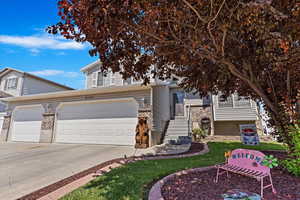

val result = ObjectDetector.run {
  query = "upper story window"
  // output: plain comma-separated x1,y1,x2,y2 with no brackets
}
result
5,77,18,90
97,72,104,87
123,78,132,85
110,73,116,85
218,93,251,108
234,94,251,107
91,71,103,88
218,94,233,108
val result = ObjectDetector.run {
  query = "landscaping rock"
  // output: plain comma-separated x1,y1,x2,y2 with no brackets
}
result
223,189,261,200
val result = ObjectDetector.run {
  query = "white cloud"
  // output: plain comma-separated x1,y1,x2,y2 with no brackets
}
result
30,70,80,78
0,34,85,50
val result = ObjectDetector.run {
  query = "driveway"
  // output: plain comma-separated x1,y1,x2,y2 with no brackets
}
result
0,142,136,200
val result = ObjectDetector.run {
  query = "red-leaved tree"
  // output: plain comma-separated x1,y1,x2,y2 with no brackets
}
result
48,0,300,150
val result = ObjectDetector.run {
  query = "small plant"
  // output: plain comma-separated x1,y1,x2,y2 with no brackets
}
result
262,155,279,168
192,128,207,141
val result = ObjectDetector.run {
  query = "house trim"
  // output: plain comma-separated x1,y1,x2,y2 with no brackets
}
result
2,84,151,103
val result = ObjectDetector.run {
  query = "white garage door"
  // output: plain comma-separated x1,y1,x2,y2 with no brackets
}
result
55,99,138,145
11,105,43,142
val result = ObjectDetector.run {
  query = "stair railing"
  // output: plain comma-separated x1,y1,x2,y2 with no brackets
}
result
187,104,192,136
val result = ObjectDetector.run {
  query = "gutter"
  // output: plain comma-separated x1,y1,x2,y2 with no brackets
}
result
2,84,152,103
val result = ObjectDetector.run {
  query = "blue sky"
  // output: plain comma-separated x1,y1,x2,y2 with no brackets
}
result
0,0,97,89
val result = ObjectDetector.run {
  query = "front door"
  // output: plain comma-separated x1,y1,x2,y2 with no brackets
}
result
173,92,185,116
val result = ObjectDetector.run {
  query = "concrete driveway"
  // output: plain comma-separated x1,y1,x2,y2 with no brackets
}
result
0,142,136,200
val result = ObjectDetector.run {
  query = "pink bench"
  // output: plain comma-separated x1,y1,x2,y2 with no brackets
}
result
215,149,276,198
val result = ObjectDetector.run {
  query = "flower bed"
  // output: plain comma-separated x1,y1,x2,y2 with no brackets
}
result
161,151,300,200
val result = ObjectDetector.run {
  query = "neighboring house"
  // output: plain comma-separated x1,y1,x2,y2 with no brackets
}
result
0,61,259,146
0,67,73,141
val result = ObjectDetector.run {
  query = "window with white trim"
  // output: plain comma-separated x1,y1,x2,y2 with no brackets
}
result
110,73,116,85
5,77,18,90
233,94,251,107
218,94,233,108
132,77,142,84
97,72,104,86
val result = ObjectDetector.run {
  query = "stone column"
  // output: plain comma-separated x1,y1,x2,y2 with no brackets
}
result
0,115,12,142
40,113,55,143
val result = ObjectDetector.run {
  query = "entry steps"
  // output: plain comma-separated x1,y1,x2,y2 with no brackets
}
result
163,116,192,145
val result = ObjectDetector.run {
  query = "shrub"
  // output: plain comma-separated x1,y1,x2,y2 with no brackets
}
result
192,128,207,141
281,158,300,176
281,122,300,176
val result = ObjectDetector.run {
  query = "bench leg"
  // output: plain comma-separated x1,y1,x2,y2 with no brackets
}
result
215,167,220,183
269,174,276,194
261,177,264,199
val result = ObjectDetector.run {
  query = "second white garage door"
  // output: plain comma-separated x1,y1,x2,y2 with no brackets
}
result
11,105,43,142
55,99,138,145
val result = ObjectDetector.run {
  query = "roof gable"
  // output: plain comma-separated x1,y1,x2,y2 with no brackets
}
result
0,67,74,90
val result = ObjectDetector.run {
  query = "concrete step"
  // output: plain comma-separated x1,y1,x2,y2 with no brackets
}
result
174,116,186,119
168,123,188,127
167,127,188,131
167,130,188,133
164,136,192,145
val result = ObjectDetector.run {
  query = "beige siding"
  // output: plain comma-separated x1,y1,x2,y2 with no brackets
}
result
22,76,69,96
213,95,258,121
214,121,256,136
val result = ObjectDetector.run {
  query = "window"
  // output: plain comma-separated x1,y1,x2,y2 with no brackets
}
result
233,94,251,107
218,94,233,108
132,77,142,84
110,73,116,85
123,78,132,85
5,78,18,90
97,72,104,86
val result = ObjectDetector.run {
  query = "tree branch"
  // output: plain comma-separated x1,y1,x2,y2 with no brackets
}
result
222,60,279,115
182,0,207,23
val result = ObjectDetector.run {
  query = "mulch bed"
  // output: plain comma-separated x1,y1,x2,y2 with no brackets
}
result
161,151,300,200
18,143,205,200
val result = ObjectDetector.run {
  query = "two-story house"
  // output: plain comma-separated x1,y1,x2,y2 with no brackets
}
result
0,67,73,141
0,61,259,147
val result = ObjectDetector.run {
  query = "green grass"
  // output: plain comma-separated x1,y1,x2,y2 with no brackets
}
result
60,142,285,200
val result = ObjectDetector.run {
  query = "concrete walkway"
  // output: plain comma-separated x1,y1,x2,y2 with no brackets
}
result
0,142,136,200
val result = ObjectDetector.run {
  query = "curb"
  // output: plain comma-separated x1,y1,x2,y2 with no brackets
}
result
148,166,214,200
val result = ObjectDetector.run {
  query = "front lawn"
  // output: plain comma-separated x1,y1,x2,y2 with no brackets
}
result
60,142,285,200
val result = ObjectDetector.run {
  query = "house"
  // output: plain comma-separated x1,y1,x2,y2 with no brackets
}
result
0,61,260,146
0,67,73,141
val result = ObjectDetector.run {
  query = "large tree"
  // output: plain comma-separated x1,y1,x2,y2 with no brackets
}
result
48,0,300,149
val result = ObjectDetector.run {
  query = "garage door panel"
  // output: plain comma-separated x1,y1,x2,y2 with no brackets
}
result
55,100,138,145
58,101,138,120
11,106,43,142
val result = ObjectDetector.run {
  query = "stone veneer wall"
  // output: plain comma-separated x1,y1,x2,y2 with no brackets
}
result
190,106,214,136
0,115,11,142
137,109,160,147
40,113,55,143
